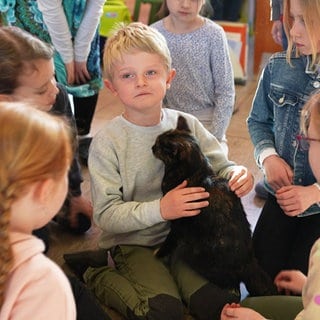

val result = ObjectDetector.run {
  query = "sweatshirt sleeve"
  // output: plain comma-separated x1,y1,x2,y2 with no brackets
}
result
88,126,165,235
190,115,236,178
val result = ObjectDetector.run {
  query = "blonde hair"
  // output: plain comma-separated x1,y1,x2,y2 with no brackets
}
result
0,102,73,307
301,92,320,136
283,0,320,67
0,26,54,94
103,22,172,80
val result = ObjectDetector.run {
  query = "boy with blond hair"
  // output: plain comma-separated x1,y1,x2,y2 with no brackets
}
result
72,22,254,319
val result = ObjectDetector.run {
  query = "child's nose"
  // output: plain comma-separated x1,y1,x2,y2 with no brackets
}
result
136,74,147,86
290,21,301,39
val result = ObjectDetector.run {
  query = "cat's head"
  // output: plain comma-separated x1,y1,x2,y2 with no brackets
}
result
152,116,202,166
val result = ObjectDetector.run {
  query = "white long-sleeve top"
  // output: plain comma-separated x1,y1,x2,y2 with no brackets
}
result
37,0,105,63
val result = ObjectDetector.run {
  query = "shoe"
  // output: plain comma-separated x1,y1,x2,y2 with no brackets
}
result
254,180,268,200
78,137,92,166
63,249,108,281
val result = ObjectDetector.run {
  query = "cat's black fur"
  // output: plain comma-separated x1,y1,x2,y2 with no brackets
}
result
152,116,277,296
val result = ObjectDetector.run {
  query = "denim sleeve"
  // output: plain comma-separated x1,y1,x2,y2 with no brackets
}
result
247,64,276,168
270,0,282,21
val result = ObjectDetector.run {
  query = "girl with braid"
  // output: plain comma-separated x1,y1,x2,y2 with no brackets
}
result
0,102,76,319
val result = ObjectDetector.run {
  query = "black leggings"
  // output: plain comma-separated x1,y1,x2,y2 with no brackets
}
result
68,275,111,320
253,194,320,280
73,94,99,136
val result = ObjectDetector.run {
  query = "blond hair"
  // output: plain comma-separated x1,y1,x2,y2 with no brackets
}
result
0,26,54,94
283,0,320,67
103,22,172,80
301,92,320,136
0,102,73,307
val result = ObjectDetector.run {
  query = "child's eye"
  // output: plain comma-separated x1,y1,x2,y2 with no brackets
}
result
145,70,157,77
121,73,134,79
299,17,306,26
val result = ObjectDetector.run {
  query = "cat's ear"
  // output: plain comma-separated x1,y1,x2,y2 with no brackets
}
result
177,116,191,132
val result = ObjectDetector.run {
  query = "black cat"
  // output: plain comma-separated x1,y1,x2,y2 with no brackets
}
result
152,115,277,296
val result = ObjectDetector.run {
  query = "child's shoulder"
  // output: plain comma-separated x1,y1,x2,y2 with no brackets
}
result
95,115,124,137
163,108,202,129
201,18,225,33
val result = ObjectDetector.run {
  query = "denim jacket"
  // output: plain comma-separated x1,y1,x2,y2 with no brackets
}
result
247,51,320,217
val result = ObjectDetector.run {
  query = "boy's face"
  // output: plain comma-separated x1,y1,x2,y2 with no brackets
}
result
10,59,59,111
105,51,175,122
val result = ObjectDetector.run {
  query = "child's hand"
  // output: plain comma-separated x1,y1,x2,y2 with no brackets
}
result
228,166,254,197
274,270,306,295
276,184,320,216
160,180,209,220
74,61,91,84
263,155,293,191
221,303,265,319
65,61,75,85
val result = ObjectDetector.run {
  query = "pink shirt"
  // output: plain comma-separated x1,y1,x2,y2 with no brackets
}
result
0,232,76,320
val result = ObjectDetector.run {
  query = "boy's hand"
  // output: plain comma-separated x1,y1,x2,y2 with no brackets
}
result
228,166,254,197
160,180,209,220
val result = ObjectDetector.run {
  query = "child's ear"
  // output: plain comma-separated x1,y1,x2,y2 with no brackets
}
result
166,69,176,87
33,179,54,204
104,79,118,96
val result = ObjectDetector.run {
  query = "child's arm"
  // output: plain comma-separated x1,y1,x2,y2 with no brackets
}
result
192,116,254,197
73,0,105,63
209,24,235,141
37,0,73,64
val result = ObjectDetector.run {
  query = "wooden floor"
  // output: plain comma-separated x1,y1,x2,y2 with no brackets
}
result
46,74,266,319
